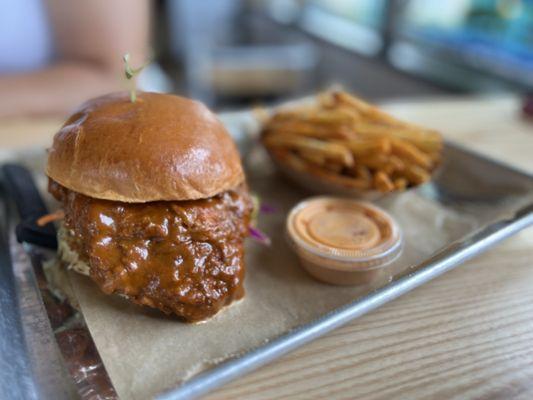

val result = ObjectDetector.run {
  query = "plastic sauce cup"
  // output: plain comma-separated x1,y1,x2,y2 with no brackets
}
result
286,197,403,285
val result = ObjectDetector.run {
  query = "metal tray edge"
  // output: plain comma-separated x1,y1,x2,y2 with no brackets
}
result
443,140,533,181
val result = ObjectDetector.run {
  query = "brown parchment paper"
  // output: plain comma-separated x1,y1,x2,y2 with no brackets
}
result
55,147,478,400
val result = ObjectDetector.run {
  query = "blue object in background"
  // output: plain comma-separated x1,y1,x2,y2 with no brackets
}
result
0,0,53,73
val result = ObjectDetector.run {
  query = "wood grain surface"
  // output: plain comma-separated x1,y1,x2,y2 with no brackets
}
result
1,95,532,400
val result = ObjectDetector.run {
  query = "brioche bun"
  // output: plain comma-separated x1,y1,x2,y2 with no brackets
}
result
46,92,244,202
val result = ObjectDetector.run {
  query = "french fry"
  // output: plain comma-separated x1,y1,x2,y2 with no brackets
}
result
298,150,326,166
318,90,338,107
276,151,337,179
387,155,405,172
264,122,354,140
318,91,335,108
333,91,405,127
252,106,271,125
393,178,408,191
269,148,287,161
381,156,405,175
270,103,321,121
272,108,356,125
281,154,372,190
332,91,375,116
322,161,344,173
264,134,354,166
404,164,431,185
358,165,372,181
391,139,433,169
275,150,307,172
296,147,345,171
341,137,391,157
374,171,395,192
343,165,372,190
353,122,442,153
346,165,371,181
353,153,390,170
304,109,358,125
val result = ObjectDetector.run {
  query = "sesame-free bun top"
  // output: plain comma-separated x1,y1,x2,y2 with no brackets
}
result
46,92,244,202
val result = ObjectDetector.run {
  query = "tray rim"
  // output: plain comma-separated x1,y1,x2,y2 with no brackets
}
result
157,141,533,400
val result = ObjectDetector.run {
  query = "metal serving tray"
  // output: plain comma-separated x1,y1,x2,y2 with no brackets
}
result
157,141,533,399
4,112,533,400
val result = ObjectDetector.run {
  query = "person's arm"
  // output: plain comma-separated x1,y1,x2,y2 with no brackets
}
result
0,0,150,118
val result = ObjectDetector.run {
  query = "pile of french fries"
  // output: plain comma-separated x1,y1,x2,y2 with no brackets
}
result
261,90,443,193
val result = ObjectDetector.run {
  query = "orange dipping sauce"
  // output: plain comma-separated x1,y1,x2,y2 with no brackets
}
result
287,197,402,285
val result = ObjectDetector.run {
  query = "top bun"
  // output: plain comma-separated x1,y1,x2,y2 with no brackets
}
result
46,92,244,202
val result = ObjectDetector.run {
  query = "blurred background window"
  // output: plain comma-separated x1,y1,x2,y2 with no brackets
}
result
1,0,533,117
393,0,533,91
297,0,387,56
158,0,533,107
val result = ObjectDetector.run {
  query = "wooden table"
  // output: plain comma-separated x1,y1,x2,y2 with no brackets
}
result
2,96,533,400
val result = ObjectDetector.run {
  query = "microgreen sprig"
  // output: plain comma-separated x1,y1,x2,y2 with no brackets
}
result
123,53,149,103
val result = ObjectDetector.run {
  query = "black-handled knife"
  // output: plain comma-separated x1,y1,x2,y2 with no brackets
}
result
1,163,80,399
2,164,57,249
